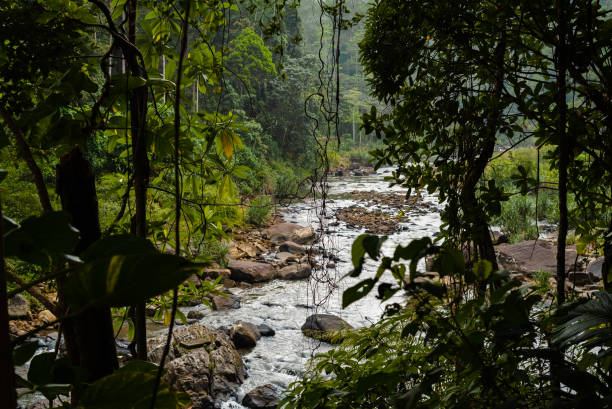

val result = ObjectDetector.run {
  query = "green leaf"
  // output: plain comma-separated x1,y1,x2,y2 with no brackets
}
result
77,361,187,409
473,259,493,280
13,341,39,366
4,212,80,267
342,278,376,308
80,234,156,262
63,249,202,309
2,215,19,235
232,165,250,179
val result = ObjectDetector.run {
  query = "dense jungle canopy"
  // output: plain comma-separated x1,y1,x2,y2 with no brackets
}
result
1,0,612,408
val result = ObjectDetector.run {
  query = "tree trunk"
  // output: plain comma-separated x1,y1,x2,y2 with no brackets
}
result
0,198,17,409
555,0,569,306
127,0,149,361
460,28,506,273
56,148,118,382
602,217,612,291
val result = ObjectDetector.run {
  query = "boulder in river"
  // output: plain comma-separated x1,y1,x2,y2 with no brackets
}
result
230,321,261,349
496,240,578,274
290,226,316,245
187,309,205,320
256,323,275,337
242,384,280,409
8,294,29,319
278,241,308,254
211,294,241,310
276,251,298,263
228,260,275,283
148,324,244,408
263,222,303,242
301,314,353,343
37,309,56,324
202,268,231,281
586,258,604,281
278,263,311,280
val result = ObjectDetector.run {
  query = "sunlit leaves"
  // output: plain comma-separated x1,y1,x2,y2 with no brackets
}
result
3,211,80,267
77,361,187,409
63,235,202,309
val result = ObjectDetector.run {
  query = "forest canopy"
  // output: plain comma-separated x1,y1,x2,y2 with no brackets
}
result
1,0,612,408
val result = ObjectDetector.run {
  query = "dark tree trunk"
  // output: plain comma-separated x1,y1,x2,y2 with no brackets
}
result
0,199,17,409
555,0,569,306
460,29,506,273
603,216,612,291
127,0,149,361
56,148,118,381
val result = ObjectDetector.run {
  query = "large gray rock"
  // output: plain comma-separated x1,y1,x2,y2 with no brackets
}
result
8,294,29,319
587,258,604,280
211,294,241,310
276,252,298,263
148,324,244,408
230,321,261,349
256,324,275,337
278,264,311,280
202,268,231,280
228,260,275,283
301,314,353,343
496,240,578,274
278,241,308,254
263,223,303,242
290,226,316,245
242,384,280,409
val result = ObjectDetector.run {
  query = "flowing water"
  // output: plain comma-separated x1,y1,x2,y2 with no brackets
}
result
198,167,443,407
16,167,442,408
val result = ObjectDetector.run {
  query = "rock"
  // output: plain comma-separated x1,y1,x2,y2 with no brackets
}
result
278,264,311,280
187,310,205,320
242,384,280,409
202,268,231,280
211,294,241,310
184,274,202,288
238,243,259,258
8,295,29,319
256,324,275,337
230,321,260,349
148,324,244,408
490,231,509,245
223,278,237,288
263,223,303,242
327,262,336,269
586,258,604,280
290,226,316,245
301,314,353,343
276,252,298,263
228,260,275,283
496,240,578,274
568,271,593,285
38,310,56,324
278,241,308,254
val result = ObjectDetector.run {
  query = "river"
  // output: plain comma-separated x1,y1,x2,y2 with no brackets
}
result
16,167,441,408
195,167,443,408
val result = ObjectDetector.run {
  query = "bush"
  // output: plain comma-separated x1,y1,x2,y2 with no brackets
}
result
245,196,272,226
199,240,229,268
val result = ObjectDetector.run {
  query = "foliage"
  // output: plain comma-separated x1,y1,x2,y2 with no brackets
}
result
282,235,612,408
245,196,272,226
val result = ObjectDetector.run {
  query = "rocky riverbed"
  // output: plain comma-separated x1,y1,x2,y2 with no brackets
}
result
12,166,605,408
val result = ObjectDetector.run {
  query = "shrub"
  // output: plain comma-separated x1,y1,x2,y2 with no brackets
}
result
245,196,272,226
